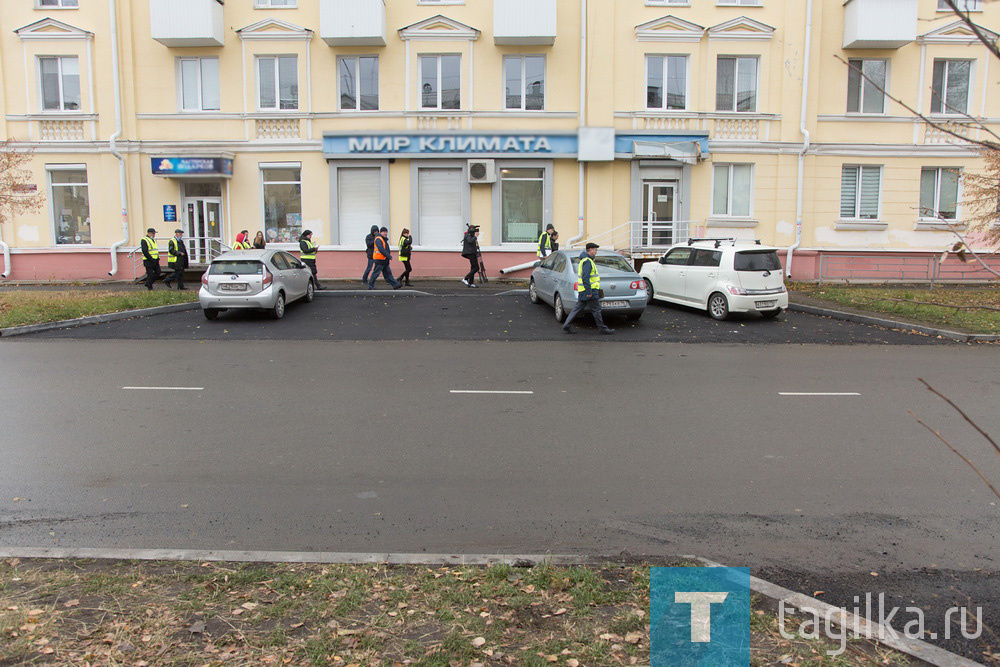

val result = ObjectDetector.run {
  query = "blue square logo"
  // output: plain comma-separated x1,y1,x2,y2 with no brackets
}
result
651,567,752,666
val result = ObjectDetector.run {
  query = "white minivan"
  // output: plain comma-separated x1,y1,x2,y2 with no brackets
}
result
639,238,788,320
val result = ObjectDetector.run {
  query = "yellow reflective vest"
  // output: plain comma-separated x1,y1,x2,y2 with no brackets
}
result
577,256,600,292
300,239,317,260
141,236,159,260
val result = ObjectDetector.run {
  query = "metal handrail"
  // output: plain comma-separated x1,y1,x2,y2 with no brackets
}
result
571,220,692,256
129,236,231,280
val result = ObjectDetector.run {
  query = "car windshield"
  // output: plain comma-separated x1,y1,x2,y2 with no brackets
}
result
734,250,782,272
211,260,263,275
571,255,634,273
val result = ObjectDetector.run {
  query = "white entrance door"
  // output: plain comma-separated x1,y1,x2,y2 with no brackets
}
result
417,168,464,247
184,197,223,263
641,182,677,247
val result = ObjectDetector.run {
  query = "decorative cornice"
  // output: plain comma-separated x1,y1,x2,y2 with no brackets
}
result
237,18,313,42
635,15,705,43
917,19,998,45
707,16,775,41
397,15,480,42
15,17,93,41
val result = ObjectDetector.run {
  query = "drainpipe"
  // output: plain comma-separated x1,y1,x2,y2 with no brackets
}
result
568,0,587,247
0,227,10,279
107,0,128,277
787,0,813,279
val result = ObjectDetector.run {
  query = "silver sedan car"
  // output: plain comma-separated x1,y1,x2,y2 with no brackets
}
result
199,249,315,320
529,249,647,322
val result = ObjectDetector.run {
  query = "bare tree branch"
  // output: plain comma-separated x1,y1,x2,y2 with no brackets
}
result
940,0,1000,61
920,378,1000,458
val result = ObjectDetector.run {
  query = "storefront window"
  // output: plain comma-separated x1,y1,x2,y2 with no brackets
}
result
500,168,544,243
261,165,302,243
49,168,90,244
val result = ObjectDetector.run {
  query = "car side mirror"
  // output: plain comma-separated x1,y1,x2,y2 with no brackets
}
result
658,256,668,264
533,261,541,268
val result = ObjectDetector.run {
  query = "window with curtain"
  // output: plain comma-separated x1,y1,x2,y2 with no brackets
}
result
646,55,687,110
931,60,971,115
39,57,80,111
716,57,758,113
712,164,753,217
261,165,302,243
846,59,886,114
919,167,960,220
179,57,220,111
840,166,882,220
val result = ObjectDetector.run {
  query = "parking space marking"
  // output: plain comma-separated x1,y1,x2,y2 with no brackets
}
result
778,392,861,396
122,386,204,391
450,390,534,395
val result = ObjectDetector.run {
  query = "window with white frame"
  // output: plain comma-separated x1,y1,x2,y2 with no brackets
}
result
931,60,971,115
716,56,758,112
178,57,220,112
718,0,762,5
840,165,881,220
338,56,379,111
39,56,80,111
255,0,297,7
48,167,90,245
846,59,886,114
712,164,753,217
646,0,690,5
646,55,687,110
420,55,461,110
937,0,981,11
261,165,302,243
504,56,545,111
920,167,960,220
500,167,545,243
37,0,78,7
257,55,298,110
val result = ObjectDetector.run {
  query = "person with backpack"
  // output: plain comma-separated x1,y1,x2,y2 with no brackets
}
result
368,227,401,290
398,228,414,287
361,225,378,285
461,225,480,288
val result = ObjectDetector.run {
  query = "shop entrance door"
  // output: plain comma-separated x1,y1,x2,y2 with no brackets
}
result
641,182,677,247
182,182,223,264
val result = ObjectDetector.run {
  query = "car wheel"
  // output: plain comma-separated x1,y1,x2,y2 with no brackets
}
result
305,280,315,303
708,292,730,321
272,292,286,320
528,278,541,304
554,293,567,323
644,278,655,305
761,308,782,319
203,308,219,321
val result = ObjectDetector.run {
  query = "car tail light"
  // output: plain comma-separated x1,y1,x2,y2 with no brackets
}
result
727,284,748,296
573,281,579,291
630,280,644,290
201,272,208,286
262,267,273,288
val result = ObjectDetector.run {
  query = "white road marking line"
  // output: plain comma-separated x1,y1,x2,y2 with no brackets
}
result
450,390,534,395
778,392,860,396
122,386,204,391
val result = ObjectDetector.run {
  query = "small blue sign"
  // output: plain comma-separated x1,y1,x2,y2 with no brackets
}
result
651,567,752,666
163,205,177,223
152,157,233,176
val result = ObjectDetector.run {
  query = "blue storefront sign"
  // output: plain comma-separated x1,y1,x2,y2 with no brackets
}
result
152,157,234,177
163,205,177,223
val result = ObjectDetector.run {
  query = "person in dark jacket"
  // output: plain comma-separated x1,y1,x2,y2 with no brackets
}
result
252,231,266,249
368,227,401,290
361,224,379,284
398,228,413,286
140,227,161,290
299,229,322,289
460,225,480,288
537,223,556,258
163,228,189,290
562,243,615,335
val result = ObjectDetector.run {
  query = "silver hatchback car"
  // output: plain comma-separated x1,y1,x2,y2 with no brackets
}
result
529,249,647,322
199,249,315,320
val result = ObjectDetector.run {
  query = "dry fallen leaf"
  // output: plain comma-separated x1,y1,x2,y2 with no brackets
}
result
567,661,580,667
241,602,258,610
63,600,79,608
624,631,643,644
471,636,486,647
553,608,567,616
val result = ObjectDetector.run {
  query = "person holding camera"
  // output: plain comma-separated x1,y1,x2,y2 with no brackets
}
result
461,225,480,288
562,242,615,335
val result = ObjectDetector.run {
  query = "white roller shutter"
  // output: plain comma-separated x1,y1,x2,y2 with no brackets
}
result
417,168,464,247
338,168,381,245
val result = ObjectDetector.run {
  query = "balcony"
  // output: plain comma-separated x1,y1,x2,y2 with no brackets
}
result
842,0,917,49
494,0,556,46
320,0,386,47
150,0,224,47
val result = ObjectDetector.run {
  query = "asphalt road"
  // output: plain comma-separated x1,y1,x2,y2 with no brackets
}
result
1,296,997,658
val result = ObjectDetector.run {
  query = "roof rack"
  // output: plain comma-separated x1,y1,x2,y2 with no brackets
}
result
687,237,764,248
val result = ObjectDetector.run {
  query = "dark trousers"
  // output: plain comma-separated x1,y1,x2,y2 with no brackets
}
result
463,255,478,284
143,260,161,289
303,258,320,286
164,264,185,288
361,257,375,282
368,261,399,289
400,260,412,284
563,297,607,331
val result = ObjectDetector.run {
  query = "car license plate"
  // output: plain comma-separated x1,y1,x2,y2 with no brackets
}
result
220,283,248,291
602,300,628,308
755,300,777,308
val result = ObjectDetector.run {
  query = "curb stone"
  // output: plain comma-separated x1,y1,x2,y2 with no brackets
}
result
0,302,199,337
788,302,1000,343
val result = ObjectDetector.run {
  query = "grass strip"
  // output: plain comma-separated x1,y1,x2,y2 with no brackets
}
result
0,290,198,328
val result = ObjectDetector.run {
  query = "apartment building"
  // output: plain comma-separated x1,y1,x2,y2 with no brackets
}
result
0,0,996,281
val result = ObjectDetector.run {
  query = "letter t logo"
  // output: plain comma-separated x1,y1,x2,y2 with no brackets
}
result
674,592,729,642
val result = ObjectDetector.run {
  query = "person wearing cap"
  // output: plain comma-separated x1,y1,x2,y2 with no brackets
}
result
537,223,556,259
299,229,322,289
140,227,161,291
361,225,379,285
163,229,189,290
368,226,401,290
562,242,615,335
398,227,414,287
233,230,251,250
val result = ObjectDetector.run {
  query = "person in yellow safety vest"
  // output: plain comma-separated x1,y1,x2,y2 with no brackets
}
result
163,229,189,290
561,242,615,335
140,227,161,291
298,229,322,290
398,228,413,287
537,223,556,258
233,230,251,250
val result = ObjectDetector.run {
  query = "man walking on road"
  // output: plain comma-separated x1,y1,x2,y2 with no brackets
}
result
368,227,401,290
361,225,378,285
163,229,188,290
140,227,161,291
562,242,615,335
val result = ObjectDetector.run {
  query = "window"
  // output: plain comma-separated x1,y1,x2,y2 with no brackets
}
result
261,165,302,242
39,57,80,111
504,56,545,111
663,248,693,265
734,250,781,271
179,57,220,112
338,56,378,111
571,255,635,272
840,165,881,220
257,56,298,110
920,167,960,220
931,60,971,115
420,55,460,110
716,57,758,112
255,0,297,7
647,0,690,5
500,167,545,243
646,55,687,110
937,0,981,10
846,59,886,114
48,167,90,245
37,0,78,7
691,249,722,267
712,164,753,217
718,0,762,5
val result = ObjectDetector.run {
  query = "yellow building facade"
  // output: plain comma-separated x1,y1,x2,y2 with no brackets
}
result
0,0,997,281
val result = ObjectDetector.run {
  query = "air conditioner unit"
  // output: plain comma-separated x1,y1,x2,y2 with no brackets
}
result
468,159,497,184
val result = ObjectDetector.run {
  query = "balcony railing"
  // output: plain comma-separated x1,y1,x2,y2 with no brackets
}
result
256,118,301,140
627,112,777,142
